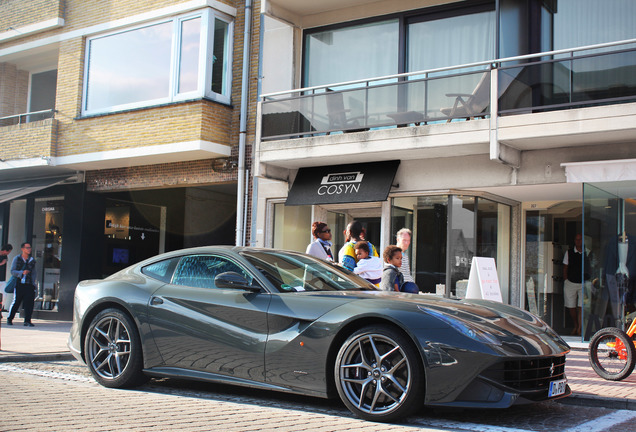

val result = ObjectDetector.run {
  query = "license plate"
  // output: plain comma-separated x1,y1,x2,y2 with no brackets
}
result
548,379,567,397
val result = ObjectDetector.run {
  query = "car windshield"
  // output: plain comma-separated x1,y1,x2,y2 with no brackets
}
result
240,250,376,292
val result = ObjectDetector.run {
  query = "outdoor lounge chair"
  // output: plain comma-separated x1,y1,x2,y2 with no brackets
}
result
440,72,490,122
326,89,368,133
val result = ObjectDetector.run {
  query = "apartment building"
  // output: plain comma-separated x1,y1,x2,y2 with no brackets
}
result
254,0,636,339
0,0,259,319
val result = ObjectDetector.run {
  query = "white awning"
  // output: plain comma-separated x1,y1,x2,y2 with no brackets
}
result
562,159,636,183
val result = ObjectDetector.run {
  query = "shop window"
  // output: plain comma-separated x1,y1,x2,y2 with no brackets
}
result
272,203,311,252
83,9,233,115
104,199,165,275
392,194,510,300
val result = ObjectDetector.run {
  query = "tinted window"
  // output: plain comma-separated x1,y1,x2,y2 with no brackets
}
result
172,255,252,288
241,250,374,292
141,257,180,283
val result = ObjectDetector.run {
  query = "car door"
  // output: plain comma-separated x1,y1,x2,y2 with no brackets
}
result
146,253,270,382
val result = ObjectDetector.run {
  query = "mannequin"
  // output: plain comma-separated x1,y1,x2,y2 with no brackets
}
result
603,231,636,328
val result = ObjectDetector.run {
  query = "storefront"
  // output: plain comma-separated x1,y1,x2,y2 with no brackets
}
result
266,161,515,302
1,177,85,320
570,160,636,339
521,160,636,340
1,178,238,320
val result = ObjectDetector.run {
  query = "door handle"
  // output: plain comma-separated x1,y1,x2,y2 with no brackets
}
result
150,296,163,305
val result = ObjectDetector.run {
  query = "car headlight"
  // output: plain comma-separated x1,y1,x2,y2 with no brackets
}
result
419,307,502,346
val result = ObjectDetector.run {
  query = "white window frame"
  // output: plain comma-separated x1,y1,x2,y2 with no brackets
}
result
205,13,234,103
82,8,233,116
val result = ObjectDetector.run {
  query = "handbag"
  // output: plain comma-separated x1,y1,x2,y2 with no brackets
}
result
4,276,17,293
4,258,29,293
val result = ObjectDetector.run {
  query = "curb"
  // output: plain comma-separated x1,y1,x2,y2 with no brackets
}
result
558,393,636,411
0,352,75,363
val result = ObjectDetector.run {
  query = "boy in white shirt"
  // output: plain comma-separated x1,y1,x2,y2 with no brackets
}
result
353,241,383,286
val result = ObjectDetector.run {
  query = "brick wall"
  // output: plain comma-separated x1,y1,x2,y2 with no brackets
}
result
0,118,56,159
0,0,63,31
86,159,237,192
0,62,28,119
2,0,261,244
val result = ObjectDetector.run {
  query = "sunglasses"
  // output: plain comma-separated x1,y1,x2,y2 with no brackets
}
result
321,229,331,233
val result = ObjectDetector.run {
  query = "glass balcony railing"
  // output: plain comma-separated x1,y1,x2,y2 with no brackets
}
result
260,39,636,141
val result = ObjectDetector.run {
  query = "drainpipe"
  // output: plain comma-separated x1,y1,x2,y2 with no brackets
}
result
236,0,253,246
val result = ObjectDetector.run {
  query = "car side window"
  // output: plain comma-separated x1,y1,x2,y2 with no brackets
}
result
171,255,253,289
141,257,180,283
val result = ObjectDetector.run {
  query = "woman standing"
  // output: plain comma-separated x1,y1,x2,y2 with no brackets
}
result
306,221,334,262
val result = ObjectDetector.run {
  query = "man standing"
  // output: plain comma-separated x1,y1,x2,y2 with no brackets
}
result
0,244,13,273
563,234,591,336
7,242,37,327
396,228,419,293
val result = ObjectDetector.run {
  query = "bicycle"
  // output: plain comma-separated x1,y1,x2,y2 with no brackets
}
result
588,316,636,380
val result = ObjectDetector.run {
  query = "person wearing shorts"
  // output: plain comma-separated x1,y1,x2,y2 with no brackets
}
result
563,234,591,335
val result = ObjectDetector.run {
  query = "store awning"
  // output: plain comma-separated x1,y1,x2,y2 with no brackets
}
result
286,160,400,206
562,159,636,183
0,174,80,204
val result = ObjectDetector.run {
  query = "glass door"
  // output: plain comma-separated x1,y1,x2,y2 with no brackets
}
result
391,197,415,280
33,197,64,311
583,183,622,338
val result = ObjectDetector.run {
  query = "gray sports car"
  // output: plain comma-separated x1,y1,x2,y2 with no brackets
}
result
68,247,570,422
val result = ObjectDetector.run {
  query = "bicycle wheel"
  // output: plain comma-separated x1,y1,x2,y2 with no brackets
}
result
588,327,636,381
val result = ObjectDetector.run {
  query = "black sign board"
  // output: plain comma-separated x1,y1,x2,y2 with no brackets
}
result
285,160,400,206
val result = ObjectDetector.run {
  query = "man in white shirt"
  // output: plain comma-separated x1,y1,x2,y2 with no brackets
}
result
396,228,419,293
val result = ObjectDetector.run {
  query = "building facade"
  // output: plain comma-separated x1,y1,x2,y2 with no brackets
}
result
0,0,260,319
254,0,636,339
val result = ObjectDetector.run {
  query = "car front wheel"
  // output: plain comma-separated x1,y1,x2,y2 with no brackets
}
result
334,325,424,422
84,308,147,388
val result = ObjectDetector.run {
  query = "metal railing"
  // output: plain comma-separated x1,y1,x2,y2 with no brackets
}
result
0,109,56,126
260,38,636,141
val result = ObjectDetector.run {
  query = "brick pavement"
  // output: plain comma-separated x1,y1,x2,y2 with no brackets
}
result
0,372,438,432
0,318,634,411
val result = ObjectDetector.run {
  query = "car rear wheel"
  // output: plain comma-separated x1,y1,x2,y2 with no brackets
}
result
334,325,424,422
84,308,147,388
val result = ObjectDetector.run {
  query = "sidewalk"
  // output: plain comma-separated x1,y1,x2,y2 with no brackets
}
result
0,319,634,410
0,318,74,362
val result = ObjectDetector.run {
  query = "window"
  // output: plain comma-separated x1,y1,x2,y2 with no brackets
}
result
142,257,180,283
83,9,233,115
172,255,252,289
303,20,399,87
302,3,496,87
241,250,368,292
28,70,57,122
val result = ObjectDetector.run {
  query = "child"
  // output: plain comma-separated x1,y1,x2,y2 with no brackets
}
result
353,241,383,285
380,245,403,292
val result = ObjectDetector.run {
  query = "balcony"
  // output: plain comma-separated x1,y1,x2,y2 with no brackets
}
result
257,39,636,170
0,110,57,164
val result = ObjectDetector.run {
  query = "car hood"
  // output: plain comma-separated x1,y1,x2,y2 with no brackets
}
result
304,290,569,356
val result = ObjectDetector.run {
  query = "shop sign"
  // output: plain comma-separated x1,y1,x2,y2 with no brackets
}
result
286,160,400,206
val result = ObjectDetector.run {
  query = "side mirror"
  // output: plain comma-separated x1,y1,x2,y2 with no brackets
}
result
215,271,261,292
